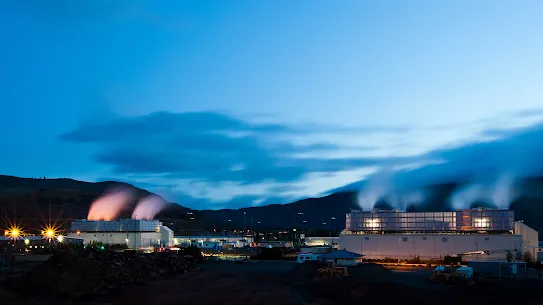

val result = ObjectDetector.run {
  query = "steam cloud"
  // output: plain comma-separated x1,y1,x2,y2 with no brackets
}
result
354,119,543,211
450,172,518,210
357,172,393,210
132,195,168,220
357,171,428,210
87,188,135,220
358,170,519,211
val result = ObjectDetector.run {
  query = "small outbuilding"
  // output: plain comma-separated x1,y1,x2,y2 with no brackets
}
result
467,261,527,279
319,250,364,266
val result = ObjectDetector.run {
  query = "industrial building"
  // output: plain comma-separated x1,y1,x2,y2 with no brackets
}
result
304,237,339,247
173,236,253,249
67,219,174,248
339,208,538,261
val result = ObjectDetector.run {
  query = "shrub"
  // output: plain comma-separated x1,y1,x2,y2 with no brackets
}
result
505,250,513,262
523,251,533,264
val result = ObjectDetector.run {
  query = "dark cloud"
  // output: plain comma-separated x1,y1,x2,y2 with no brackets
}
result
70,111,543,209
328,120,543,198
349,122,543,193
61,111,407,185
61,111,289,143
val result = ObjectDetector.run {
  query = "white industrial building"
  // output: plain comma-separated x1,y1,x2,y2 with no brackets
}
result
67,219,174,249
304,237,339,247
173,236,253,249
339,208,538,261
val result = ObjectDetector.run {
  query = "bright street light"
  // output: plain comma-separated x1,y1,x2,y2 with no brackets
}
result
10,228,20,238
57,235,64,242
24,239,30,245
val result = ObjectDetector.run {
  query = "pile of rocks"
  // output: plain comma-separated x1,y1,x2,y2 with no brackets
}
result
4,249,195,299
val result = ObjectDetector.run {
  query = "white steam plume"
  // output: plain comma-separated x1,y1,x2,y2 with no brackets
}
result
132,195,168,220
491,173,518,209
357,172,392,210
450,184,484,210
449,172,518,210
400,190,428,209
357,170,429,210
88,188,135,221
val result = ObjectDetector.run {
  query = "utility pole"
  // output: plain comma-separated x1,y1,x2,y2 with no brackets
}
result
243,211,246,234
133,216,137,251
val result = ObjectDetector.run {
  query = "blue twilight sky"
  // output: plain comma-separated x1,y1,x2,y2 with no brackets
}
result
2,1,543,209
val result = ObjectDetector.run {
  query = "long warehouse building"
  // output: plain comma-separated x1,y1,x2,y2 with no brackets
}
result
67,219,174,248
339,208,538,261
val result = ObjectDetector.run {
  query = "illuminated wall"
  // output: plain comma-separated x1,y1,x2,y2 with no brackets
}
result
305,237,339,247
339,233,522,260
68,221,174,248
345,209,515,233
173,236,253,248
67,231,162,248
71,219,162,233
514,221,539,259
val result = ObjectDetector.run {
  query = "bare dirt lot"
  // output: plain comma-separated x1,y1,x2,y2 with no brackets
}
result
3,254,543,305
91,261,543,305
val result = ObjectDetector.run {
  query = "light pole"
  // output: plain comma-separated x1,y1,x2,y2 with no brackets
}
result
243,211,246,234
133,216,137,251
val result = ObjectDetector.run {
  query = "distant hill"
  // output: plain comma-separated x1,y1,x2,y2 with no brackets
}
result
201,192,358,232
178,176,543,236
0,175,213,234
2,175,543,238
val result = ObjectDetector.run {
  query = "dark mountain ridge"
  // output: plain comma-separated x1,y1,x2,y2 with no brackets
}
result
1,175,543,237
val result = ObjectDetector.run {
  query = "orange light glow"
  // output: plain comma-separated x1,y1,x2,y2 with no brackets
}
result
41,225,59,240
87,188,134,221
5,225,23,241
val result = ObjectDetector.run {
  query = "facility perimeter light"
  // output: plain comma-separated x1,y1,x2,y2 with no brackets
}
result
41,225,58,240
5,225,23,241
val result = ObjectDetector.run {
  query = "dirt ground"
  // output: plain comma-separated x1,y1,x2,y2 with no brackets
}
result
90,261,543,305
3,258,543,305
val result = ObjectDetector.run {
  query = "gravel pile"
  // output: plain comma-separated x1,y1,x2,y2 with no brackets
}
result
348,263,392,282
282,261,324,283
3,249,195,300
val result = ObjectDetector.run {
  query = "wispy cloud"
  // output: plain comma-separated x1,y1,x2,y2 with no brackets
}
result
345,119,543,197
62,111,402,207
63,110,543,209
61,111,408,184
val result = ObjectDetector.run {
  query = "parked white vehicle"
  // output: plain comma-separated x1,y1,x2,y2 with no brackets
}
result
296,253,320,263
